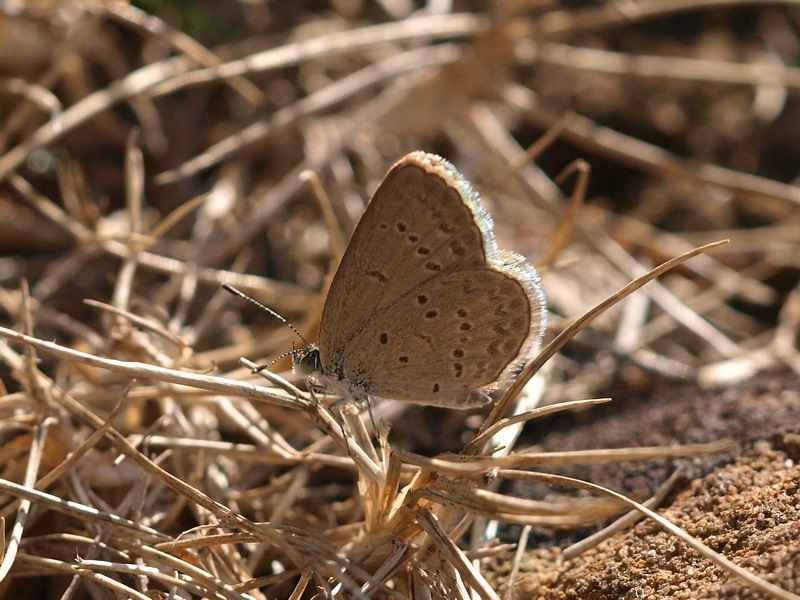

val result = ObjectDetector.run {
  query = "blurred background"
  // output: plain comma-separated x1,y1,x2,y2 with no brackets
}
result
0,1,799,598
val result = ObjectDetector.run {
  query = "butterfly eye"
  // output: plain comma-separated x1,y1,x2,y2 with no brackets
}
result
295,348,321,376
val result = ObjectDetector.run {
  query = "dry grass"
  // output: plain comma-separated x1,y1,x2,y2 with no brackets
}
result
0,2,798,599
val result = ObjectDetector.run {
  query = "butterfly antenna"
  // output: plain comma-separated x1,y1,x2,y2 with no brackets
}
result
222,283,309,346
252,349,296,373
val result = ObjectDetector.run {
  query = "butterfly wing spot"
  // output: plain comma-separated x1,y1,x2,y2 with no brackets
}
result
453,363,464,378
417,246,431,256
408,234,420,243
459,322,472,331
457,308,468,317
417,294,428,305
416,333,434,348
379,333,389,344
433,383,440,393
493,325,509,336
368,270,388,283
495,298,525,317
449,240,466,256
453,349,464,358
424,261,442,271
399,355,409,363
396,222,407,232
425,310,439,319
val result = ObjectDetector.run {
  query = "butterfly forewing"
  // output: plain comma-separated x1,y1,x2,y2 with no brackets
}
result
320,157,486,356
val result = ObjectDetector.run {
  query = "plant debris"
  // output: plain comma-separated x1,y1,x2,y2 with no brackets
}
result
0,2,798,599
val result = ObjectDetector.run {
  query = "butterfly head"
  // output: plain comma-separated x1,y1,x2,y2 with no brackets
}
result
293,344,322,379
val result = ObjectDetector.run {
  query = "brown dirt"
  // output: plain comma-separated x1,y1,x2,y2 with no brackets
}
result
496,373,800,598
512,438,800,600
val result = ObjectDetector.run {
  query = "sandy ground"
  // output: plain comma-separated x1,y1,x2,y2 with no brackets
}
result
496,373,800,598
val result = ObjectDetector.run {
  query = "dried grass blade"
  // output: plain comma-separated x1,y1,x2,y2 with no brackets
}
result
559,466,686,563
398,440,730,476
125,544,252,600
485,239,729,435
157,44,462,184
0,327,302,409
0,418,52,582
0,58,192,183
410,507,501,600
148,14,486,96
0,477,167,544
464,397,611,452
416,484,619,526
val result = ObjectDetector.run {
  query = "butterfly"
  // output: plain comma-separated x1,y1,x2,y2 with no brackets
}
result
293,152,546,408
